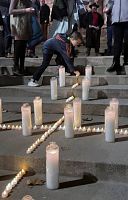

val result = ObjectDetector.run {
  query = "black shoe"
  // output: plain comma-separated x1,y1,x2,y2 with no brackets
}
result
106,63,117,73
116,65,126,75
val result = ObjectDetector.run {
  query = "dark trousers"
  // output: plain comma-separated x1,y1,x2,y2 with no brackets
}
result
0,31,5,56
33,53,53,81
113,22,128,64
107,25,113,54
14,40,27,74
3,16,12,54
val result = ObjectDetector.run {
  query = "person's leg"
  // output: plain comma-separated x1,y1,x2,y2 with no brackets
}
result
19,40,27,74
123,22,128,65
107,26,113,55
33,53,53,81
3,16,12,56
13,40,20,74
107,23,124,74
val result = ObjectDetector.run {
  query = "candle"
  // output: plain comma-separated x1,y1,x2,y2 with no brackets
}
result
59,66,65,87
46,142,59,190
110,98,119,129
66,96,75,103
22,195,34,200
0,98,2,124
21,103,32,136
33,96,43,126
85,65,92,80
50,77,57,100
105,106,115,142
1,190,8,198
73,97,81,128
64,104,74,138
82,78,90,100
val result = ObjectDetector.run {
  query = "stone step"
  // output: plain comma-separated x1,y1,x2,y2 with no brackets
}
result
2,97,128,117
1,75,128,87
1,84,128,99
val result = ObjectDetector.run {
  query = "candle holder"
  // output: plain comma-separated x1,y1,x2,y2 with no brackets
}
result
110,98,119,129
0,98,2,124
59,66,65,87
46,142,59,190
22,195,34,200
73,97,81,128
50,77,57,100
82,78,90,100
21,103,32,136
64,104,74,138
33,96,43,126
105,106,115,142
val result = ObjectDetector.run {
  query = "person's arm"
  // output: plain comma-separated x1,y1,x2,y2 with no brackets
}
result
9,0,35,15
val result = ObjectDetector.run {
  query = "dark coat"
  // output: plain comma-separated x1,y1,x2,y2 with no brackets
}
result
51,0,68,21
40,4,50,24
86,12,104,49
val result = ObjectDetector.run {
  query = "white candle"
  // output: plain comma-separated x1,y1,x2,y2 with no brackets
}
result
22,195,34,200
1,190,8,198
0,98,2,124
85,65,92,80
33,96,43,126
110,98,119,129
50,77,57,100
59,66,65,87
64,104,74,138
46,142,59,190
82,78,90,100
73,97,81,128
21,103,32,136
105,106,115,142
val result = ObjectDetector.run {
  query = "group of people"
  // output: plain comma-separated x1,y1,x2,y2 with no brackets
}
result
0,0,128,85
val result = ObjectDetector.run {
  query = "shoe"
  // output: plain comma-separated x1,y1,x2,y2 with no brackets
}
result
65,72,71,76
106,62,117,73
28,79,39,87
5,53,14,58
13,71,22,76
116,65,126,75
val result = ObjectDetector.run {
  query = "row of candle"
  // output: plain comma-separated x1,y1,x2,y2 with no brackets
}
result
26,116,64,154
1,169,26,198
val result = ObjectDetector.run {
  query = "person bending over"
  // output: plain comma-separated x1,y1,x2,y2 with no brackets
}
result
28,31,83,87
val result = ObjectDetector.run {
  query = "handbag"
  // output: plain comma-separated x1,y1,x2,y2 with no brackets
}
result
27,15,44,48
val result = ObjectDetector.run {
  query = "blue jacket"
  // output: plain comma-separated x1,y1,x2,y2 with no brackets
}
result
43,33,75,73
108,0,128,23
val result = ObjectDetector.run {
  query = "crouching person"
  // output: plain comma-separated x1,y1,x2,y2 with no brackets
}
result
28,31,83,87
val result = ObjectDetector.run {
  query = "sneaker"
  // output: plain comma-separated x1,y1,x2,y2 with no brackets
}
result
28,79,39,87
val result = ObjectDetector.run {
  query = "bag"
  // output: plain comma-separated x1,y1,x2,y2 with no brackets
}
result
10,1,32,38
27,16,44,48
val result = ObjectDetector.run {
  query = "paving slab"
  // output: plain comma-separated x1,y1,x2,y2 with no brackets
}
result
0,171,128,200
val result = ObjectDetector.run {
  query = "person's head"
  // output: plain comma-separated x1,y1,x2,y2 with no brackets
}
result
69,32,83,47
89,3,99,12
40,0,45,5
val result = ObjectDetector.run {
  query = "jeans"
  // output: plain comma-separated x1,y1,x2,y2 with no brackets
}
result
3,15,12,54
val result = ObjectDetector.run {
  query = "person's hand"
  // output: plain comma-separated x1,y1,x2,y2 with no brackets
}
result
74,71,80,77
25,7,35,13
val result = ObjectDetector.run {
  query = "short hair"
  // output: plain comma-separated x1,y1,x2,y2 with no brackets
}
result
70,31,83,43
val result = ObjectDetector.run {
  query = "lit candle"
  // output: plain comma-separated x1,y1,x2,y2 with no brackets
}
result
33,96,43,126
105,106,115,142
66,96,75,103
82,78,90,100
64,104,74,138
73,97,81,128
85,65,92,80
46,142,59,190
22,195,34,200
50,77,57,100
59,66,65,87
0,98,2,124
21,103,32,136
110,98,119,129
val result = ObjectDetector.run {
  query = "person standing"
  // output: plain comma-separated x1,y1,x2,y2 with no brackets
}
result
106,0,128,75
85,3,104,56
40,0,50,41
0,0,13,57
9,0,34,75
0,10,5,57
